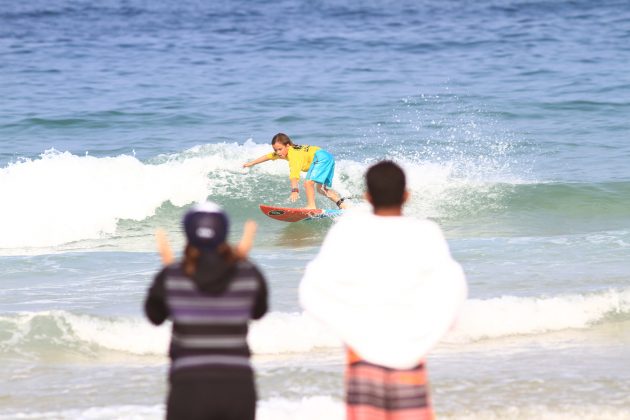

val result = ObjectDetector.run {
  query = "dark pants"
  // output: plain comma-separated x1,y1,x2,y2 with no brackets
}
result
167,377,257,420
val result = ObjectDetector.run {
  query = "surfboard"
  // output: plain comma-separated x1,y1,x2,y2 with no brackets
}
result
259,204,343,222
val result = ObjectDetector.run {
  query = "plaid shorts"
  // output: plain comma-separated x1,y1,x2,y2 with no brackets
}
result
345,349,434,420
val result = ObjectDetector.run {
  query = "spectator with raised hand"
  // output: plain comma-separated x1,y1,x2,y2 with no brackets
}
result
146,202,267,420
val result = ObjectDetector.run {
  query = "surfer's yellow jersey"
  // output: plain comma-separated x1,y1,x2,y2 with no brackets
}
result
266,145,321,180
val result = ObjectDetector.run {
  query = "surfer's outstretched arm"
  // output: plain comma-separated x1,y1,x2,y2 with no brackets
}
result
243,154,271,168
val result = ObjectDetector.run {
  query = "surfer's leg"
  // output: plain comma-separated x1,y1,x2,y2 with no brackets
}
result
316,184,334,199
306,151,347,209
304,180,317,209
318,185,348,209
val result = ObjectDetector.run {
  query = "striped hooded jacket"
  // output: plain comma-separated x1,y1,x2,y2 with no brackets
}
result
145,252,268,381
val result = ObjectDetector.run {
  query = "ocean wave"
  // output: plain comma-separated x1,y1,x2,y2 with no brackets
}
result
0,147,222,250
437,180,630,237
0,140,525,253
2,140,626,253
501,181,630,218
2,289,628,358
447,288,630,343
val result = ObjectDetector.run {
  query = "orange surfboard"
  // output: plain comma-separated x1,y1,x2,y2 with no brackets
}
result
259,204,344,222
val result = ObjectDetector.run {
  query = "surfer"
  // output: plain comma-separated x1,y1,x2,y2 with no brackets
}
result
243,133,348,209
145,202,268,420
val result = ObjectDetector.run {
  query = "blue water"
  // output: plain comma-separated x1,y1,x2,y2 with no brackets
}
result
1,1,630,418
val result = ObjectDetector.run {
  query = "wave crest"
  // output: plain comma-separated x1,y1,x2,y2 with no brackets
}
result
2,289,628,358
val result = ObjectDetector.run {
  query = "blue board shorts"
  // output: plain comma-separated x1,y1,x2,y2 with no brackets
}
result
306,149,335,188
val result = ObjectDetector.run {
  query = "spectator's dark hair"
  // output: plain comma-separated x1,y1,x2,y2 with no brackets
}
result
366,161,406,208
183,243,237,277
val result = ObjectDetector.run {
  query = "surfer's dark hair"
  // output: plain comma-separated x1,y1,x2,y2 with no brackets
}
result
366,160,406,208
271,132,302,148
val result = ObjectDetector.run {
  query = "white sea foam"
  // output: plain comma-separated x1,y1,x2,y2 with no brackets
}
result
257,401,630,420
257,396,344,420
0,149,209,249
6,405,165,420
0,310,170,356
5,405,163,420
2,289,629,357
445,288,630,343
438,405,630,420
4,399,629,420
62,311,171,355
2,398,344,420
248,311,341,353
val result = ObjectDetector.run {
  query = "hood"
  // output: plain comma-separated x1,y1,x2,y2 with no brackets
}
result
191,251,237,294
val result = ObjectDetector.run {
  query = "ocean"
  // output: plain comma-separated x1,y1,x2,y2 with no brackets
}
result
1,0,629,418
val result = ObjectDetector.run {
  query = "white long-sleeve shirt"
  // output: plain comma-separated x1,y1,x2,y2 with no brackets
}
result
299,211,467,369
